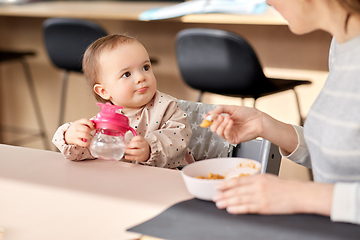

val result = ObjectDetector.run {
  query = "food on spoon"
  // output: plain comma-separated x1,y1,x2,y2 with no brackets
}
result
200,119,213,128
200,115,214,128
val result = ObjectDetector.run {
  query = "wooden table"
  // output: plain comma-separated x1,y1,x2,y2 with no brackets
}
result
0,1,328,72
0,1,287,24
0,144,193,240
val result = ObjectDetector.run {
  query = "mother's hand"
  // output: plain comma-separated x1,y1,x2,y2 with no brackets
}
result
206,104,299,155
207,105,264,145
213,174,333,216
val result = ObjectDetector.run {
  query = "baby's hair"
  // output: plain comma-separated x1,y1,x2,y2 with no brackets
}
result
82,34,137,103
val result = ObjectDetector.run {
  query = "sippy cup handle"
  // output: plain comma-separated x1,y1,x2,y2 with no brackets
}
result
128,127,137,137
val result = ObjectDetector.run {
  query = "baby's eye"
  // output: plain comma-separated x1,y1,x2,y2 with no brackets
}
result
143,64,150,71
122,72,131,78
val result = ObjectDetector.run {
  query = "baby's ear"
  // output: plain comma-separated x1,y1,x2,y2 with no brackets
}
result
94,83,110,100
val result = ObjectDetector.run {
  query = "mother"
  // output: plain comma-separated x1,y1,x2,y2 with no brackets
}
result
207,0,360,224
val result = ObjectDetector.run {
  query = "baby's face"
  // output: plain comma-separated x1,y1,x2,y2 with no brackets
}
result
97,41,157,114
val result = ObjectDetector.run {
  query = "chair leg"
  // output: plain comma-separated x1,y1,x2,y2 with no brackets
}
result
58,71,69,127
293,89,304,126
0,117,2,143
308,168,314,181
20,59,51,150
197,91,204,102
0,71,2,143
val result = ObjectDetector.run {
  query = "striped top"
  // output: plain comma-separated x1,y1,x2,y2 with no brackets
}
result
286,36,360,224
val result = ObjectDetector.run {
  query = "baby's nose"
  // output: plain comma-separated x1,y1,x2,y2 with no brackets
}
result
136,74,146,84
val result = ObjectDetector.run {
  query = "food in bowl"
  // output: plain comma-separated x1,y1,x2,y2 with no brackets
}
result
196,172,251,180
181,158,262,201
196,161,259,180
196,173,225,179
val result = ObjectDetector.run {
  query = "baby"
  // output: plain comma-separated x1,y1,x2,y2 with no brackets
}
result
53,34,194,168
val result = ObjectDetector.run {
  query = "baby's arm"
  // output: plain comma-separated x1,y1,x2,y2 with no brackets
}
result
52,118,96,161
143,105,193,168
65,118,95,146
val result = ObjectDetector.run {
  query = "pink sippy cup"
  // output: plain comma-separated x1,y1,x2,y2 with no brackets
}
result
89,102,137,161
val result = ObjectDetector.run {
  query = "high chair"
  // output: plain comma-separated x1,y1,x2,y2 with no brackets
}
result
0,50,50,149
178,100,281,175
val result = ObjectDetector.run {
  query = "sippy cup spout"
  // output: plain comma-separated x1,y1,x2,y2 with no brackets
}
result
96,102,123,117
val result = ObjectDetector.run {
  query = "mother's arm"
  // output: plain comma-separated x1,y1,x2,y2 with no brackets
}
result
207,105,298,154
207,105,334,218
213,174,333,217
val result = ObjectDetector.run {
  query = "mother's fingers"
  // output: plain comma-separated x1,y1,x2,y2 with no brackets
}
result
223,118,235,140
210,114,231,138
214,186,254,206
226,203,259,214
215,174,257,191
215,115,232,138
209,114,223,132
208,105,228,116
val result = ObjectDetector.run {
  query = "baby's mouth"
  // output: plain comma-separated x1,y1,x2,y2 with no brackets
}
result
136,87,148,93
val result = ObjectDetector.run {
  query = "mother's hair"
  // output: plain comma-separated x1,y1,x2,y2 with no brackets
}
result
337,0,360,13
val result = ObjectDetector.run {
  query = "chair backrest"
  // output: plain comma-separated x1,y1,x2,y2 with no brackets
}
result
178,99,281,174
43,18,108,73
176,28,274,98
178,99,230,161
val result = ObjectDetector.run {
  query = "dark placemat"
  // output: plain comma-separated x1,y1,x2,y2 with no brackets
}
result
127,199,360,240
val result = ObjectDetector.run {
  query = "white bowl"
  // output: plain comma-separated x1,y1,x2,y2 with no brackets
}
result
181,158,262,201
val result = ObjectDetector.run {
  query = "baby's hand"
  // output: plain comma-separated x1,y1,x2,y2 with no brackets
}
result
124,136,150,162
64,118,95,147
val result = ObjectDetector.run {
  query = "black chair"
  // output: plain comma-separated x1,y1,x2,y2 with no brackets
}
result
0,50,50,149
43,18,108,127
176,28,312,126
